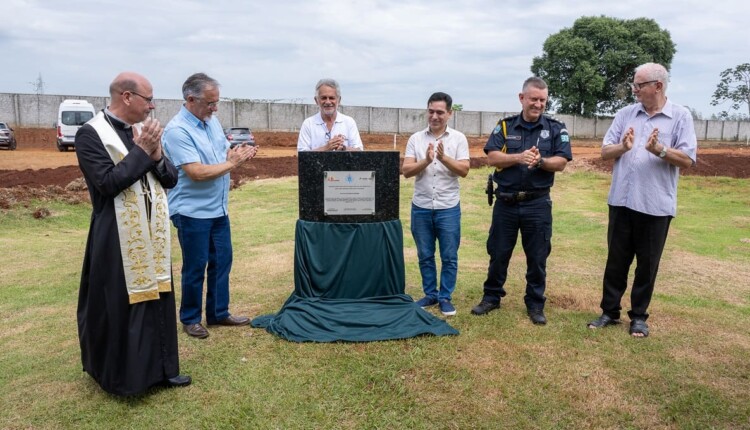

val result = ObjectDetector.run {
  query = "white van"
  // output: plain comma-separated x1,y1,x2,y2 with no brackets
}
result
56,99,95,152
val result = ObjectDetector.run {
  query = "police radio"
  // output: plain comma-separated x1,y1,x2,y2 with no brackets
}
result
485,174,494,206
484,119,507,207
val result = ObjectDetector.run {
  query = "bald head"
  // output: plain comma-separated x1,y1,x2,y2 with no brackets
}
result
108,72,154,124
109,72,145,97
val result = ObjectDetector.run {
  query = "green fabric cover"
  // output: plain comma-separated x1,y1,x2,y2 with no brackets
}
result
252,220,459,342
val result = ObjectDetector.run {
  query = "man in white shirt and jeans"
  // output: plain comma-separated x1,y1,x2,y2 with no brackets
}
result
402,92,470,316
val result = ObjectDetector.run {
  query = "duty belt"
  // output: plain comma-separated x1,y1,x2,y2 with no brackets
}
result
495,189,550,203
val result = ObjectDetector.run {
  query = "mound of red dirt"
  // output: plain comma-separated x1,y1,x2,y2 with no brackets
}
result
1,129,748,208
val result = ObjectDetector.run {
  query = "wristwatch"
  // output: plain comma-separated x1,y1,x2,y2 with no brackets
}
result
536,157,544,168
658,146,668,158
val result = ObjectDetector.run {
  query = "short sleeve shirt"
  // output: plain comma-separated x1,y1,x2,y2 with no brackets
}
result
405,126,470,209
162,105,230,219
603,100,697,217
484,114,572,192
297,111,364,151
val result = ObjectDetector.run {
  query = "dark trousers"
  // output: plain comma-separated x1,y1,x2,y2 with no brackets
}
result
482,196,552,310
601,205,672,321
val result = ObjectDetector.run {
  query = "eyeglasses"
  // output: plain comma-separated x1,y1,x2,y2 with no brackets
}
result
123,91,154,104
197,98,220,108
629,80,658,91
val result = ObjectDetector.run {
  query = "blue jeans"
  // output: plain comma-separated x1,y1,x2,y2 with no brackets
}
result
483,197,552,310
171,214,233,325
410,203,461,302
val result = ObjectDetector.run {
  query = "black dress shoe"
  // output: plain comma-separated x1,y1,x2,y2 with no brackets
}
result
211,315,251,326
183,323,209,338
164,375,192,388
471,300,500,315
528,309,547,325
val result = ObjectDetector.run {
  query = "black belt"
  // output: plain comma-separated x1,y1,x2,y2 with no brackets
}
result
495,189,550,203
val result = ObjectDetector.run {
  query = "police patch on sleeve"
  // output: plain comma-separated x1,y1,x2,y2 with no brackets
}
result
493,124,502,135
559,128,570,143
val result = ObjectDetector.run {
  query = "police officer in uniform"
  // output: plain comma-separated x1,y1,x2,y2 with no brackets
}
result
471,76,572,325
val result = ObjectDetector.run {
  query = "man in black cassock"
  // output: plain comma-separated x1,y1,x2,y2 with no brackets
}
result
75,71,190,396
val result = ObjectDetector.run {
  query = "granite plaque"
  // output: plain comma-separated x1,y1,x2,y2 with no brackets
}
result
323,171,376,215
298,151,399,222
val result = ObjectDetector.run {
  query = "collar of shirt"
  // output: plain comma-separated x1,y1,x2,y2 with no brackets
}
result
421,125,459,141
636,99,674,119
516,115,544,130
425,127,451,141
104,108,131,128
313,111,343,126
179,104,210,129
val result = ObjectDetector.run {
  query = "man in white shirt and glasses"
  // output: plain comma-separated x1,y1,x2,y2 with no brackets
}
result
587,62,697,338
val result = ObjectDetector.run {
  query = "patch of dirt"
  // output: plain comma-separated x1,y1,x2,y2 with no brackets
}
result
588,149,750,178
1,128,748,206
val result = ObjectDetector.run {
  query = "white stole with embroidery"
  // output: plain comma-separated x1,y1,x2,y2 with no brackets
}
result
88,112,172,304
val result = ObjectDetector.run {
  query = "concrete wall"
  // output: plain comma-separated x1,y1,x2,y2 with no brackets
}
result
705,120,724,140
341,106,370,134
1,92,749,141
739,122,750,143
369,107,398,134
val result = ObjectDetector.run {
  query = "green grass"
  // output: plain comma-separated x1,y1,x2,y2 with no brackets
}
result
1,171,749,429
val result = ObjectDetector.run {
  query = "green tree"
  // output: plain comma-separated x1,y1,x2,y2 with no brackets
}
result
531,16,675,117
710,63,750,120
452,104,463,112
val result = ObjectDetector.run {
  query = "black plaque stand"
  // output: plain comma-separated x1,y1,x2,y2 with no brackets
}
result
297,151,400,223
251,151,458,342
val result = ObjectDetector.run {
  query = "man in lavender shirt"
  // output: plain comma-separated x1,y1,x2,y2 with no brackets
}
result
587,63,697,338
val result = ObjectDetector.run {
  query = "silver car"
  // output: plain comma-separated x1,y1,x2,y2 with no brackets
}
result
0,122,17,150
224,127,256,148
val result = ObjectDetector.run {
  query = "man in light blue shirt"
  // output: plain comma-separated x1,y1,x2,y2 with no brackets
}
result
163,73,257,339
297,78,363,152
588,63,697,338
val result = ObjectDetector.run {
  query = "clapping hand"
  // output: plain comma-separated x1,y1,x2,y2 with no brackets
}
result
435,140,445,161
522,146,541,169
645,128,661,155
133,117,164,161
227,143,257,167
327,134,347,151
621,127,635,151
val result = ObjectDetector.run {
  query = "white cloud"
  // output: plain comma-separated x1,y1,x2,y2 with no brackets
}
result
2,0,749,118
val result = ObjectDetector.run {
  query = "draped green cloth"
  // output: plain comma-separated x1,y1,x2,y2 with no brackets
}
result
252,220,459,342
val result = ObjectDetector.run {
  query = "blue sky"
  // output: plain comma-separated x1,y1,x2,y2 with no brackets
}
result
2,0,748,117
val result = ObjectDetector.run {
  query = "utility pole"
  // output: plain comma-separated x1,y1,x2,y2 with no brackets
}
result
29,73,45,127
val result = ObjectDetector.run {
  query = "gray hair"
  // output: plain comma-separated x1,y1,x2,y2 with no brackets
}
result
635,63,669,92
182,73,220,100
522,76,548,92
315,78,341,99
